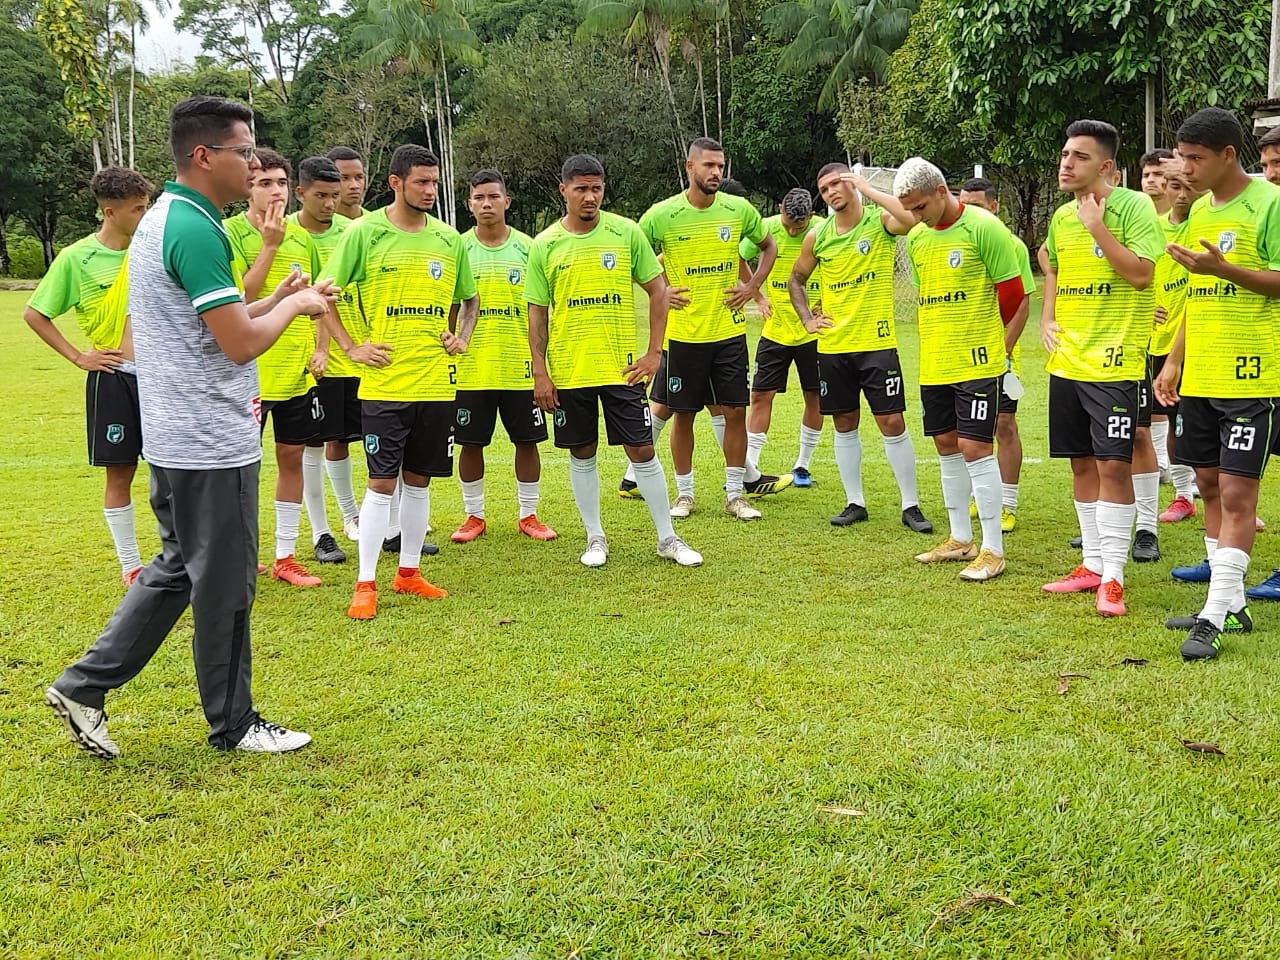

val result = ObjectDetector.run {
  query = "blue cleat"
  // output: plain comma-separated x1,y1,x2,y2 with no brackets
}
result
792,467,814,488
1246,569,1280,601
1171,559,1211,583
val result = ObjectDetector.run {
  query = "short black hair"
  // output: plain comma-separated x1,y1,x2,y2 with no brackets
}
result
389,144,439,179
960,177,996,200
253,147,291,178
1065,119,1120,160
298,156,340,186
817,161,850,181
169,95,254,169
1177,107,1244,154
1140,148,1174,168
90,166,153,202
560,154,605,184
469,168,506,192
1259,126,1280,150
718,176,746,197
325,146,362,163
781,188,813,221
688,137,723,156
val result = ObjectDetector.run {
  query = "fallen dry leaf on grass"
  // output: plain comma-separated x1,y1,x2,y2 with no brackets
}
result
816,805,865,817
1117,658,1149,667
496,618,515,626
1179,739,1226,755
924,890,1018,941
1057,672,1091,695
751,696,765,709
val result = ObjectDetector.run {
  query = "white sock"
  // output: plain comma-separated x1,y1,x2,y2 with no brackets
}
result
461,478,485,519
1075,500,1102,575
398,484,430,569
725,465,746,500
710,414,726,450
882,430,919,509
1133,471,1159,533
1151,419,1170,471
632,456,675,541
325,455,358,521
516,480,539,519
387,480,402,537
357,489,391,581
1001,482,1019,512
274,499,301,560
302,446,331,543
967,455,1003,557
795,424,821,471
1200,546,1249,629
569,455,604,539
833,429,865,506
103,504,140,575
626,412,669,484
675,471,694,499
745,431,767,483
939,453,973,544
1096,500,1135,585
1172,464,1196,500
1205,536,1218,562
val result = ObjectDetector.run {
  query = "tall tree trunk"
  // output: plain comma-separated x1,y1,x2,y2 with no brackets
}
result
91,137,103,172
112,88,124,164
695,51,707,138
128,23,136,168
714,19,723,143
725,7,736,170
438,42,458,228
0,211,10,276
432,71,453,225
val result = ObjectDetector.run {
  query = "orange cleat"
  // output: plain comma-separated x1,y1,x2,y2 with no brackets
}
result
1042,564,1103,594
517,514,558,541
1159,496,1196,523
393,567,448,599
348,581,378,619
451,515,486,543
122,567,142,588
1096,579,1126,617
271,556,322,587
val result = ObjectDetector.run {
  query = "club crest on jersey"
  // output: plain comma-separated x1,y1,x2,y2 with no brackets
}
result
857,238,871,256
668,376,683,393
508,268,522,285
1092,243,1105,258
105,423,124,444
1218,231,1236,254
365,433,380,454
429,260,444,280
718,225,732,242
948,249,963,269
456,408,471,427
602,252,617,270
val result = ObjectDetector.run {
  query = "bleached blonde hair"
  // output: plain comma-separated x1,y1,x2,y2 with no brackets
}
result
892,157,946,199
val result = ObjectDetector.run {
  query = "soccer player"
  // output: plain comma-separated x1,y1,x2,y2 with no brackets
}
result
1040,120,1163,616
641,137,781,521
1140,149,1174,216
957,177,1033,532
326,146,370,220
740,188,825,486
290,156,392,553
46,95,332,757
1257,126,1280,186
893,158,1026,580
225,148,334,584
325,144,478,621
450,169,556,543
787,165,933,532
25,166,152,586
525,153,701,567
1153,107,1280,657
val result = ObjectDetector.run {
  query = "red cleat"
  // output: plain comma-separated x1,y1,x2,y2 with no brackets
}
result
393,567,448,599
122,567,142,588
1159,496,1196,523
1042,564,1103,594
271,556,322,587
348,581,377,620
451,515,486,543
517,514,557,541
1096,579,1126,617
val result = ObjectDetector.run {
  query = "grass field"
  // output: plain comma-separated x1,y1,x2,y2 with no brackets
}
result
4,286,1280,958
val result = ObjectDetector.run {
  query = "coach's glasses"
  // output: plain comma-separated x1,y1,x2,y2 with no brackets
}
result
186,144,257,161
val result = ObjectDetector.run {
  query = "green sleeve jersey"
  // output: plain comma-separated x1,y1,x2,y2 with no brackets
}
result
1150,213,1189,358
525,211,662,389
324,208,477,402
640,191,765,344
1006,234,1035,376
224,213,323,401
27,234,129,350
740,214,823,347
456,227,535,391
1181,178,1280,398
811,206,898,355
1044,186,1162,382
290,212,367,379
906,205,1021,386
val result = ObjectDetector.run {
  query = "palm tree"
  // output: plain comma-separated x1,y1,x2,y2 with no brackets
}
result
764,0,916,111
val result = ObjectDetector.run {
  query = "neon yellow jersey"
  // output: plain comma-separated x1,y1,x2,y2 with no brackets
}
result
906,205,1022,386
1045,186,1163,382
224,213,322,401
740,214,822,346
1150,213,1189,358
640,191,765,343
1181,179,1280,398
456,227,535,390
290,212,367,379
810,206,898,354
1007,234,1035,376
27,234,129,350
324,208,476,402
524,211,663,389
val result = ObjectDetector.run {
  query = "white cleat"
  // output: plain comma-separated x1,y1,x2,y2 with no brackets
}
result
45,686,120,759
580,535,608,568
724,495,762,521
342,514,360,542
658,535,703,567
234,719,312,753
670,494,696,519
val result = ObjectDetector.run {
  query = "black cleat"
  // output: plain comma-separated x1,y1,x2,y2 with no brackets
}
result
1132,528,1161,562
313,532,346,563
1166,607,1252,634
1180,618,1223,661
617,478,642,499
901,505,933,534
1069,535,1083,549
744,473,793,497
830,503,869,526
382,534,438,556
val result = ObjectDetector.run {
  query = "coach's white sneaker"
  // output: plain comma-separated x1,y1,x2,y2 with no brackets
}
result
45,686,119,759
235,719,312,753
342,514,360,542
658,535,703,567
670,494,696,519
580,536,609,568
724,495,762,521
